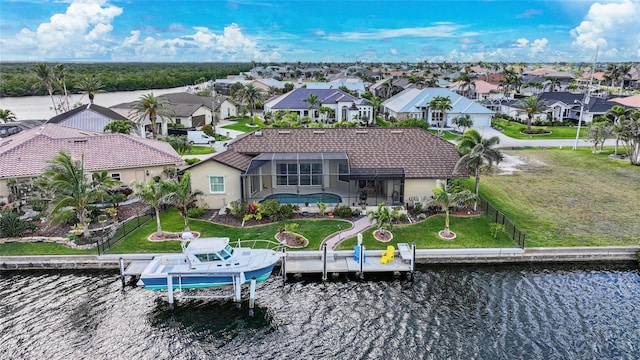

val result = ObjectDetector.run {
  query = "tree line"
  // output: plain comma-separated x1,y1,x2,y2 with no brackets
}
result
0,62,252,97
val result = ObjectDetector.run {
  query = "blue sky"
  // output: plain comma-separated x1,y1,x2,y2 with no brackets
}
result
1,0,638,63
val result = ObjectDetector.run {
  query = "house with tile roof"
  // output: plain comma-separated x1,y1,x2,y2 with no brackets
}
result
183,127,461,210
0,124,183,202
111,92,213,137
381,88,494,128
263,88,373,124
46,103,133,133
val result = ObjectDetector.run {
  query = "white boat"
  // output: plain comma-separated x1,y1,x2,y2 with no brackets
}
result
138,235,283,290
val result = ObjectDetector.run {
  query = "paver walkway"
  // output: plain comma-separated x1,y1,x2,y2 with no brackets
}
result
321,216,376,251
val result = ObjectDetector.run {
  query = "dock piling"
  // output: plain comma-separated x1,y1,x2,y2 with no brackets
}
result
322,244,328,281
358,243,364,280
118,257,125,288
282,247,287,283
167,276,174,310
234,275,242,303
249,277,256,316
410,242,416,280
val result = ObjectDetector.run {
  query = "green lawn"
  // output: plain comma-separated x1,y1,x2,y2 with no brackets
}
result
428,129,460,141
337,215,514,250
493,119,587,139
178,146,214,155
477,148,640,247
221,117,266,132
0,242,98,256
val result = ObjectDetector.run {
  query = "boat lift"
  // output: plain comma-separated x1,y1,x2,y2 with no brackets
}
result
163,271,256,311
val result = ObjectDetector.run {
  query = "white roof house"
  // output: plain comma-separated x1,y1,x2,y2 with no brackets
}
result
381,88,494,128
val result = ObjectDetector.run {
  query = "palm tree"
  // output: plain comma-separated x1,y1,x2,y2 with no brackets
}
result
236,84,264,126
606,105,634,156
91,170,120,203
30,63,57,114
518,96,547,132
303,93,320,120
132,180,170,237
428,95,452,135
53,64,70,112
41,151,101,238
129,93,172,139
455,129,503,211
0,109,17,123
428,182,475,238
77,75,105,104
456,73,476,98
451,114,474,133
366,202,393,235
617,64,631,95
163,172,204,232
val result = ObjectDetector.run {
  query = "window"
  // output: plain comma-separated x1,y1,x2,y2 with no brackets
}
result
209,176,224,193
338,163,349,182
276,162,322,186
110,173,121,181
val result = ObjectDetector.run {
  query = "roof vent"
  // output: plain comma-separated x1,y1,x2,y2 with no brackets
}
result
390,130,403,134
313,130,325,134
254,131,263,136
278,130,291,134
355,130,368,134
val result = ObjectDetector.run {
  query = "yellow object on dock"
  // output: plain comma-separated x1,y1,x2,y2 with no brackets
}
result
380,245,395,264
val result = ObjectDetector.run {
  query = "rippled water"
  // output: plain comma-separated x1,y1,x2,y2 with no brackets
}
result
1,263,639,359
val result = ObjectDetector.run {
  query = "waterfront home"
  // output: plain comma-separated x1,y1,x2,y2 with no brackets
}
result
263,88,373,124
46,103,133,133
0,124,183,204
183,127,461,210
381,88,493,128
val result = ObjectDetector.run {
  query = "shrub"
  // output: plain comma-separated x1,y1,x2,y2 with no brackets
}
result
184,158,201,165
201,124,215,137
334,205,353,218
414,203,423,212
0,210,37,237
398,213,408,223
229,200,246,219
187,207,205,218
260,199,281,220
489,223,506,238
276,204,294,221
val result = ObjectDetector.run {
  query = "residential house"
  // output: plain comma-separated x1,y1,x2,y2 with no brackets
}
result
213,97,239,120
0,124,183,203
381,88,494,128
263,88,373,123
537,92,622,124
610,94,640,108
111,92,213,137
0,120,46,138
447,80,500,100
46,103,133,133
184,128,461,210
305,78,366,96
369,77,413,99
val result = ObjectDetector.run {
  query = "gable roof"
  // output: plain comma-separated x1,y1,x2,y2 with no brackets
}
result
382,88,494,115
203,128,460,179
610,94,640,108
46,103,132,132
264,88,366,110
0,123,182,179
111,92,211,117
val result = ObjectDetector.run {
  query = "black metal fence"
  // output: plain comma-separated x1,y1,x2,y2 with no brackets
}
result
93,207,154,254
477,197,526,248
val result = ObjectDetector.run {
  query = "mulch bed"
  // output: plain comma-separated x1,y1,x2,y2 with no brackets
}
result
274,231,309,248
373,229,393,242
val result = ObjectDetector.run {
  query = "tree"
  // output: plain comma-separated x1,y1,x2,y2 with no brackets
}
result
318,106,335,123
30,63,57,114
451,114,474,133
586,117,613,152
0,109,17,123
614,109,640,165
303,93,320,120
428,95,452,135
103,120,133,134
41,151,109,238
53,64,70,112
455,129,503,211
129,93,172,139
518,96,547,132
456,73,476,98
427,182,475,238
163,171,204,232
606,105,634,156
77,75,105,104
132,179,170,237
91,170,120,203
366,202,393,235
236,84,264,126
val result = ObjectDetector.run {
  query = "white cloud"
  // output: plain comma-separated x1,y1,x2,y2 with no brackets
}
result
514,38,529,48
530,38,549,54
389,48,399,55
326,24,464,41
570,0,639,60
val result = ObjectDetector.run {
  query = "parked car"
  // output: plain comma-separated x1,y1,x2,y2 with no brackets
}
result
187,130,216,145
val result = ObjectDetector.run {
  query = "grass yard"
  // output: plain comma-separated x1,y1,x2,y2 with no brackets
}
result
178,145,214,155
107,209,351,253
478,148,640,247
0,242,98,256
493,119,587,139
428,129,461,141
337,215,515,250
221,116,266,132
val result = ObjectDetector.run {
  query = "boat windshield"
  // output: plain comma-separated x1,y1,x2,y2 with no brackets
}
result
220,244,234,260
195,253,221,262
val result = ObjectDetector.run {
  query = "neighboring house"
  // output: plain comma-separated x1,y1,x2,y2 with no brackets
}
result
184,128,461,210
381,88,494,128
0,120,46,138
305,78,366,96
111,92,213,137
0,124,183,203
213,97,239,120
369,77,413,99
447,80,500,100
47,103,133,133
610,94,640,109
537,92,622,124
263,88,373,123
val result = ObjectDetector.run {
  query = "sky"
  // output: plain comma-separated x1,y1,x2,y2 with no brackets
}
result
0,0,639,63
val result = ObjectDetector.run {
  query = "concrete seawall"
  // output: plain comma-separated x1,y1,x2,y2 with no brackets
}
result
1,247,638,270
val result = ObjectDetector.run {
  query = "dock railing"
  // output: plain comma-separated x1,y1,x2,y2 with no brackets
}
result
477,196,526,249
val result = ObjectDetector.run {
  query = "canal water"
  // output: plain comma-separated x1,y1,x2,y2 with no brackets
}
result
1,263,639,359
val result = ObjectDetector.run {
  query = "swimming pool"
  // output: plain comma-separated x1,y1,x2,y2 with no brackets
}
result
261,193,342,204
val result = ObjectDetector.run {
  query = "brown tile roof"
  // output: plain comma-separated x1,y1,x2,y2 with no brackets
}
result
211,128,460,179
0,123,183,178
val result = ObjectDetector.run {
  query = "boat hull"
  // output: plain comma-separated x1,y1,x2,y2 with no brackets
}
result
140,263,277,291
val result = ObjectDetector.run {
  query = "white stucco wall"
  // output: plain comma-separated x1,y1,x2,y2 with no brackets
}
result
188,161,242,209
